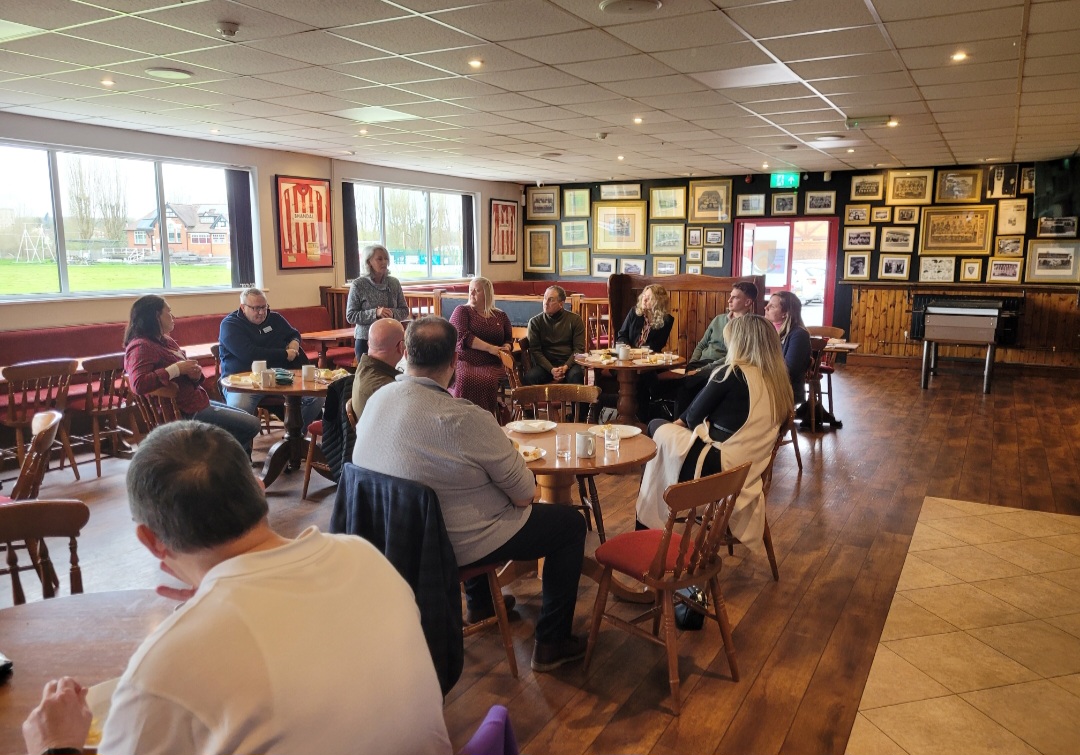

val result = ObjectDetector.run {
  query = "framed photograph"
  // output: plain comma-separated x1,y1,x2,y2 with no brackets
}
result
563,188,590,218
703,246,724,268
686,226,703,247
879,254,911,280
704,228,724,245
1020,166,1036,194
772,193,797,216
526,186,559,220
843,226,876,251
688,179,732,223
986,164,1018,199
850,174,885,201
935,168,983,203
1037,216,1078,238
1025,240,1080,282
275,175,332,269
988,257,1022,283
686,263,702,275
805,191,837,215
871,207,893,223
919,256,956,282
959,258,983,282
523,225,555,273
880,226,916,253
845,204,870,225
997,198,1028,235
558,247,590,276
894,207,919,224
844,252,870,280
560,219,588,246
736,193,766,217
687,248,702,262
650,223,685,255
886,169,934,205
995,235,1024,257
619,258,645,275
650,186,686,219
653,257,680,276
488,198,518,264
600,183,641,200
593,201,647,254
592,257,616,278
919,205,995,255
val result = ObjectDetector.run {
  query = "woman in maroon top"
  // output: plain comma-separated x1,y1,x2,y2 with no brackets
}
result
448,277,513,416
123,295,261,453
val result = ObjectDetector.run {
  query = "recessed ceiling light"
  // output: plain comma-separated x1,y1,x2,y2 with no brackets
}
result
633,117,643,124
762,162,769,169
467,58,483,69
951,51,968,62
358,128,368,135
599,0,662,14
817,135,842,141
617,155,624,161
145,67,194,80
887,119,899,127
100,78,114,87
778,144,797,151
539,152,562,158
847,148,855,153
210,129,220,134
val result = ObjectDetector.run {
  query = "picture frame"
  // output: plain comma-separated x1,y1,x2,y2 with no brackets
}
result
1036,216,1078,238
878,254,911,280
880,226,916,253
562,188,590,218
842,226,876,251
593,201,647,254
600,183,641,200
1025,240,1080,282
523,225,556,273
995,235,1024,257
997,198,1028,236
1020,166,1036,194
886,169,934,205
687,248,702,262
686,226,703,248
935,168,983,203
649,186,686,219
592,256,616,278
850,174,885,201
686,263,702,275
560,219,588,246
652,257,680,276
618,258,645,275
736,193,766,217
489,198,519,264
805,190,837,215
988,257,1022,283
526,186,559,220
986,164,1018,199
871,207,893,223
688,179,732,223
844,252,870,280
772,193,797,216
919,256,956,282
959,258,983,282
558,247,590,276
845,204,870,225
894,207,919,224
703,246,724,268
275,175,333,269
704,228,724,245
649,223,685,255
919,205,995,255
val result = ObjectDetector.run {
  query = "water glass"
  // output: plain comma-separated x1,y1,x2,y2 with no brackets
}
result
664,350,674,364
604,426,621,453
555,433,572,460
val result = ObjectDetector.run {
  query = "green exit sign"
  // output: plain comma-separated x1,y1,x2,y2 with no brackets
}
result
770,172,800,189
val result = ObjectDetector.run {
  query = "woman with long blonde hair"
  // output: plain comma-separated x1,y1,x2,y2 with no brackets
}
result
615,284,674,352
448,276,513,416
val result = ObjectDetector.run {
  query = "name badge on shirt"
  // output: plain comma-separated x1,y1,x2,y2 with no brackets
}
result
262,325,273,333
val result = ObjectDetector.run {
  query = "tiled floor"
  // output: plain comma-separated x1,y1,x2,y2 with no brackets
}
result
845,497,1080,755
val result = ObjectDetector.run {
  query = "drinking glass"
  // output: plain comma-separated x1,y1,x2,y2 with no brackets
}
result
604,426,621,453
555,433,572,460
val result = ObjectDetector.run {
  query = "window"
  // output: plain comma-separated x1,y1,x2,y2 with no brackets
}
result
189,233,210,244
166,223,182,244
133,230,148,245
212,233,227,244
0,145,57,295
348,181,470,280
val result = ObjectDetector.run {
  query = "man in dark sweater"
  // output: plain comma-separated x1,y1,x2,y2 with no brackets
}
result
351,318,404,421
524,286,586,385
219,287,323,430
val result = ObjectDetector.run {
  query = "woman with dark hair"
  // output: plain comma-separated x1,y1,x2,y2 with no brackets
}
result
123,295,261,454
346,244,409,361
764,290,811,407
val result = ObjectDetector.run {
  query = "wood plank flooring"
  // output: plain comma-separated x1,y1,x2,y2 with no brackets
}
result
4,364,1079,754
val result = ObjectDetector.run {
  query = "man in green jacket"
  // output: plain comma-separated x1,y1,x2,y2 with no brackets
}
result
524,286,586,385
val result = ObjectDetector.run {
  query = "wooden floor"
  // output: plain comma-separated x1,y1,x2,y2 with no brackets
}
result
5,363,1079,754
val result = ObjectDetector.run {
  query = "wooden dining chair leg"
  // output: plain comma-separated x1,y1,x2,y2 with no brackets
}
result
574,477,594,533
661,591,681,715
301,436,318,500
13,426,26,467
788,421,803,470
57,423,80,480
90,414,104,478
584,568,613,672
763,519,780,582
708,578,739,682
7,546,26,605
486,569,518,679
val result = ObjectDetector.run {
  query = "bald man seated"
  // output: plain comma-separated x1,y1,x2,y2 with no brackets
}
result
351,318,406,421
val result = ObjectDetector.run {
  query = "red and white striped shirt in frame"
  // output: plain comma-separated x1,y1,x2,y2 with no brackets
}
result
281,182,329,261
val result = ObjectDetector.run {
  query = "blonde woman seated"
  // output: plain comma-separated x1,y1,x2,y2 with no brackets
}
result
636,315,793,552
449,276,513,415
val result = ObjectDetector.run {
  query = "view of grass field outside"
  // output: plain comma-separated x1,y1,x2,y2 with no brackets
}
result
0,144,234,297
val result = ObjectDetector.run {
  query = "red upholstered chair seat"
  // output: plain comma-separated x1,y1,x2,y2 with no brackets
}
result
307,419,323,437
0,495,12,505
594,529,689,577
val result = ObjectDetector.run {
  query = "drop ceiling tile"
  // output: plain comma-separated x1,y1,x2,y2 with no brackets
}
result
174,46,309,76
746,96,836,115
719,82,817,103
0,77,100,99
235,0,407,28
1,0,120,30
332,17,480,56
396,77,502,99
636,91,732,110
103,57,234,85
812,72,917,95
409,44,536,75
1,33,142,67
329,57,448,85
0,51,76,77
912,60,1019,86
255,67,372,93
789,52,905,79
727,0,876,38
428,111,515,127
242,31,383,67
140,0,314,41
929,94,1015,111
767,110,845,126
195,76,306,99
604,11,744,52
474,66,587,93
921,79,1017,99
389,100,473,118
433,0,587,42
44,68,168,93
830,89,923,108
216,99,307,117
135,86,238,107
0,90,59,107
898,38,1021,69
876,0,1022,23
650,41,773,74
326,86,432,107
498,104,582,122
886,7,1025,47
523,83,623,106
263,92,361,112
1030,0,1080,33
667,103,749,121
1023,53,1080,76
83,92,194,113
447,91,543,113
765,27,891,62
556,54,677,83
1020,102,1080,118
501,29,637,65
563,98,647,117
65,18,224,57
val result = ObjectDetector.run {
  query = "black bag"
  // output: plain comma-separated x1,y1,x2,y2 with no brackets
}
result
674,586,708,631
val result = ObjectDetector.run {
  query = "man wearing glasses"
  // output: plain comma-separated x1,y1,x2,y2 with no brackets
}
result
218,287,323,430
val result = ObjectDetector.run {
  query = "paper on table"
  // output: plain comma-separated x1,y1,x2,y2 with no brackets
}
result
667,367,686,375
85,677,120,750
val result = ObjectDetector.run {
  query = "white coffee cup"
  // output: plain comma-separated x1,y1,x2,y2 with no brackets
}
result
617,344,630,361
302,364,317,381
251,360,267,375
575,431,595,458
259,370,275,389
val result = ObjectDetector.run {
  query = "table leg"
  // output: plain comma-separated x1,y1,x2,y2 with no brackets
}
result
615,370,640,426
258,395,306,488
983,343,995,394
921,340,931,389
318,344,329,369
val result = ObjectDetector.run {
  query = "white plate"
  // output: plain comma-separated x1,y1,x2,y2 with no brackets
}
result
506,420,557,434
588,424,642,439
518,445,546,462
632,357,666,366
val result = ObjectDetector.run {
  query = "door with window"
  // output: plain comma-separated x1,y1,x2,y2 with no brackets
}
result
733,218,838,326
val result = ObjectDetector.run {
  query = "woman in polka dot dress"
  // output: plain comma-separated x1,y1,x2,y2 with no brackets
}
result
449,276,513,416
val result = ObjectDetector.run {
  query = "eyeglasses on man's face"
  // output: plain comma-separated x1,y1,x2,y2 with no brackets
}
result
244,304,269,313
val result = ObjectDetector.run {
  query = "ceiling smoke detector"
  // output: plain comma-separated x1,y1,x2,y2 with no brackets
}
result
217,21,239,39
599,0,662,14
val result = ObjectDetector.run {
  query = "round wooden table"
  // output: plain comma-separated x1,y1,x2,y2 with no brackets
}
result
0,590,173,755
221,370,328,487
575,353,685,426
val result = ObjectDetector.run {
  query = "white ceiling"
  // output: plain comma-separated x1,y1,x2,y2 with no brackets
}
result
0,0,1077,183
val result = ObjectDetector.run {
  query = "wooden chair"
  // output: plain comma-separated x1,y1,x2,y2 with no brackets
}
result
781,410,802,471
806,326,845,422
1,358,80,480
804,336,830,432
302,398,357,501
0,499,90,606
460,562,519,679
509,384,608,541
584,462,752,714
131,383,182,432
497,350,524,424
69,353,133,477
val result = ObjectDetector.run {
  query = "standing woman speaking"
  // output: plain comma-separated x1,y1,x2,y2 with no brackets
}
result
346,244,409,361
